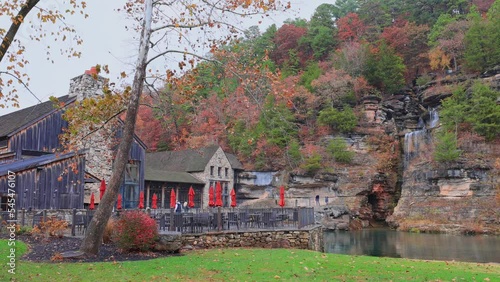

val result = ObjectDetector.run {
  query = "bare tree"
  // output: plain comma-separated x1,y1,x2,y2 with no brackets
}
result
79,0,288,255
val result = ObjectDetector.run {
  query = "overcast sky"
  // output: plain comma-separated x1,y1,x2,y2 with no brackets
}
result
1,0,329,115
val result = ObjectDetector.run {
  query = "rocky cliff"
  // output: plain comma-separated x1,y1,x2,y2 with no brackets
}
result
238,71,499,235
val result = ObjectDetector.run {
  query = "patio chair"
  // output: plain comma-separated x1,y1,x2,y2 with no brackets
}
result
173,213,186,232
227,212,239,230
73,214,86,234
194,213,211,232
238,212,250,228
262,211,277,228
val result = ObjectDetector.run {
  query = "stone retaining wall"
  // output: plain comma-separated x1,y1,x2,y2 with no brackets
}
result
181,226,323,252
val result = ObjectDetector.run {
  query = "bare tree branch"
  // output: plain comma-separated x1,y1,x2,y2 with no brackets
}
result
0,0,40,62
0,71,41,103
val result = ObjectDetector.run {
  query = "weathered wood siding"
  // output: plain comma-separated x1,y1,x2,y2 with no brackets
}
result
0,156,85,209
8,110,67,157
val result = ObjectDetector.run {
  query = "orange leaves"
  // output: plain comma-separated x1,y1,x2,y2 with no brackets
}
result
0,0,87,109
429,48,450,70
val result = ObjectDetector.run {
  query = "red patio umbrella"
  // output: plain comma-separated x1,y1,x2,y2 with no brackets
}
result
89,192,95,210
117,194,122,210
152,193,158,209
230,188,237,208
188,186,195,208
215,182,223,207
139,191,144,209
208,186,215,207
279,186,285,207
99,179,106,200
170,188,176,209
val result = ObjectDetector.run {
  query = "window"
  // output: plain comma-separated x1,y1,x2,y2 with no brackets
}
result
210,166,214,176
217,167,221,177
225,168,229,178
124,162,139,209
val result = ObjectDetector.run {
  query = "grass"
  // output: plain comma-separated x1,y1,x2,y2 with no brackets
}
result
0,239,499,281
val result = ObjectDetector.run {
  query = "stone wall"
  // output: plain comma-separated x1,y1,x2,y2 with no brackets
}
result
16,209,88,227
181,226,323,252
192,147,237,208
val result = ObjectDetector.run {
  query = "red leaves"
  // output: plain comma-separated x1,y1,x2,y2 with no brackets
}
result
272,24,308,66
337,13,366,43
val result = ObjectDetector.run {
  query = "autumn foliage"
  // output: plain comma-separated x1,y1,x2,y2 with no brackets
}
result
113,210,158,252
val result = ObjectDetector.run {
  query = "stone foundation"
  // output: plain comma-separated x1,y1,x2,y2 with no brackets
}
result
181,226,323,252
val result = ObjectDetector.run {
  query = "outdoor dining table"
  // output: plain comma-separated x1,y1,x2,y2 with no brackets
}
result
276,213,288,226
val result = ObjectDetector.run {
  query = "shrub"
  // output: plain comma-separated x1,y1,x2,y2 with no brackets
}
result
317,106,358,133
113,210,158,252
327,137,355,163
31,217,68,239
301,153,322,174
16,225,32,235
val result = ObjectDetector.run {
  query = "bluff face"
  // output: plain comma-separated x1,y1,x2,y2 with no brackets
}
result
237,73,500,235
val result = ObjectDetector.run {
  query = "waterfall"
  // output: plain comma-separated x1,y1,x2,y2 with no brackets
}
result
404,108,440,168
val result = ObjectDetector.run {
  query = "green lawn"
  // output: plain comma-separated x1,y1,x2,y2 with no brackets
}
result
0,240,498,281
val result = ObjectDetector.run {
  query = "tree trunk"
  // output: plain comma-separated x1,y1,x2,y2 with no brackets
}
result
79,0,153,255
0,0,40,62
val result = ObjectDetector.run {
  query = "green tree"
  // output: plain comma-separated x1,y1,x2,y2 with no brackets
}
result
440,86,468,135
286,139,302,168
364,42,406,94
434,130,462,163
317,106,357,133
299,62,322,92
467,82,500,140
464,4,500,71
428,14,456,47
327,137,355,163
258,95,298,148
300,3,338,60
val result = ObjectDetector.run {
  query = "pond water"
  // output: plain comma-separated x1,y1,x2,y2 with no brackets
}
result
324,229,500,263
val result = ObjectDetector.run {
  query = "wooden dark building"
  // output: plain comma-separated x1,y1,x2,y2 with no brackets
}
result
0,70,146,211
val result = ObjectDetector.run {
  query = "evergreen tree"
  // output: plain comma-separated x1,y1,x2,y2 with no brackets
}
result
464,4,500,71
364,42,406,94
467,82,500,140
434,130,462,163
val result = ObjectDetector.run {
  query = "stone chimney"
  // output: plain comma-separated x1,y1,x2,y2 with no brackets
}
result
68,67,107,100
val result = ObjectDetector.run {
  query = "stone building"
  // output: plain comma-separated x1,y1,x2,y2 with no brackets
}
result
145,145,243,209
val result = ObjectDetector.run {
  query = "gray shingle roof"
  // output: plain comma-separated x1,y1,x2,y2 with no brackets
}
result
145,168,204,184
145,145,243,172
0,95,75,138
146,145,219,172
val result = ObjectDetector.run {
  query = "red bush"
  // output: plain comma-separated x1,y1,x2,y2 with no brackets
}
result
113,210,158,252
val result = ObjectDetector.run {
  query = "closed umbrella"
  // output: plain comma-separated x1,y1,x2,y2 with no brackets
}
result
208,186,215,207
139,191,144,209
152,193,158,209
188,186,195,208
279,186,285,207
170,189,176,209
99,179,106,200
230,188,237,208
117,194,122,210
89,192,95,210
215,182,223,207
